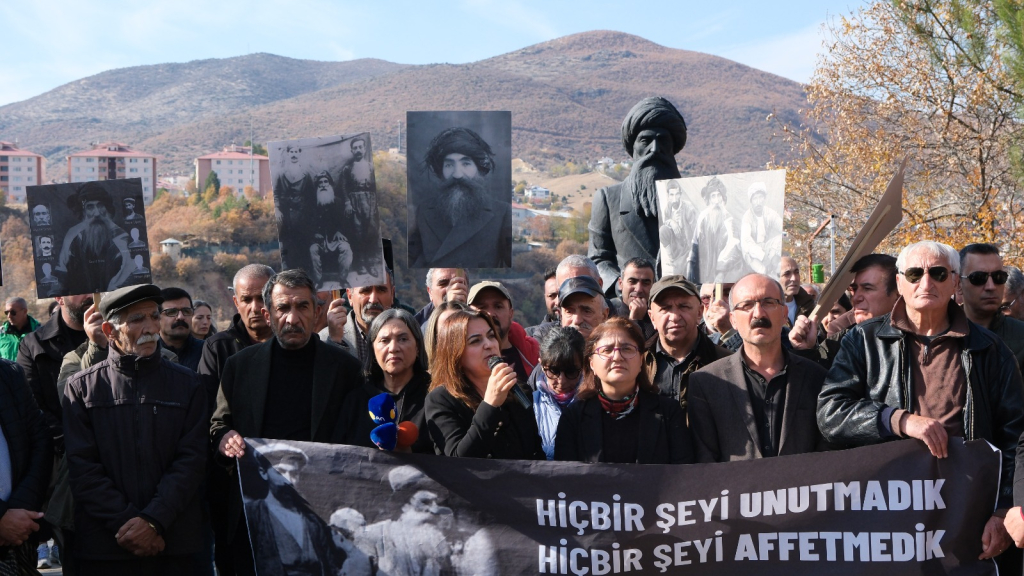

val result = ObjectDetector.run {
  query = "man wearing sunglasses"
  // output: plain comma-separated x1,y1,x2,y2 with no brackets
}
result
688,273,828,462
819,241,1024,565
644,276,731,412
158,287,204,372
0,297,39,361
959,243,1024,368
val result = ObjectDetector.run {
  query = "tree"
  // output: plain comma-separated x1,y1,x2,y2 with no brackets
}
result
203,171,221,197
244,140,268,156
774,0,1024,267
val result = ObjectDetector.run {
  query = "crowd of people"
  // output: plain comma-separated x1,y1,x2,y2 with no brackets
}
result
3,239,1024,574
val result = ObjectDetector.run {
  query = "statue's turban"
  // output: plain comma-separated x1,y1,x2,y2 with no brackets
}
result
621,97,687,157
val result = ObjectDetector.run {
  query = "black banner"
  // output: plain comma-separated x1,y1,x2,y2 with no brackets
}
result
238,438,1000,575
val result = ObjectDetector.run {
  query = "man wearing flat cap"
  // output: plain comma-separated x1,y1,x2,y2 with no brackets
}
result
409,126,512,268
62,284,207,574
589,96,687,295
55,181,134,294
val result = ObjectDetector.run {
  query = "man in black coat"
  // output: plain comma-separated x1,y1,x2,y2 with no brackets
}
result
588,97,687,295
0,360,52,573
63,284,207,575
642,275,731,413
197,263,274,576
16,294,90,451
689,273,828,462
210,269,363,576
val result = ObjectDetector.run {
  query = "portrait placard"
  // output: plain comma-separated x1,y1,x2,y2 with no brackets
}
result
406,111,512,269
26,178,151,298
269,133,385,291
657,170,786,284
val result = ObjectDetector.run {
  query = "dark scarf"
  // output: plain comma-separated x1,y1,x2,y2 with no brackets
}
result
597,385,639,420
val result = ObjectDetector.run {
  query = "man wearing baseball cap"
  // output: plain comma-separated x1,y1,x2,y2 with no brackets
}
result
468,281,539,383
558,276,610,340
643,275,732,412
62,284,207,574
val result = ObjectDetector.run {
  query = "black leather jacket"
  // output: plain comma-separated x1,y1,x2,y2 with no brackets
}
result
817,310,1024,508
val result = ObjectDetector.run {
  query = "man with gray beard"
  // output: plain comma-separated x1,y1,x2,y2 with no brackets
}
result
55,182,134,293
589,97,688,295
409,127,512,268
687,176,745,283
308,171,353,288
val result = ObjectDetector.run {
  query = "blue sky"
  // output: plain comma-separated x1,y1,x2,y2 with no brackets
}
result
1,0,867,107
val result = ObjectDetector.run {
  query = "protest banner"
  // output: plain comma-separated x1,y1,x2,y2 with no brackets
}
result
406,111,513,269
239,437,998,575
26,178,150,298
656,170,786,284
269,133,385,291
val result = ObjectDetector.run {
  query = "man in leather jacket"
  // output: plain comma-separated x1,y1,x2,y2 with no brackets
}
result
818,241,1024,565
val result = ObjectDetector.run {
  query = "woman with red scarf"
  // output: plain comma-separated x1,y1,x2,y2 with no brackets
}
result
554,317,694,464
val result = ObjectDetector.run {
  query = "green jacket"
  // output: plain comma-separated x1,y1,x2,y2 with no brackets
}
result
0,316,40,361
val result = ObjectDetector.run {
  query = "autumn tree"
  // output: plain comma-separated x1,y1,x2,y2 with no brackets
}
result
774,0,1024,268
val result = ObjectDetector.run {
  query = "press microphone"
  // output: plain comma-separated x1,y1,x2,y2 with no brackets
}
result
370,422,398,451
368,393,396,425
486,356,533,409
396,421,419,449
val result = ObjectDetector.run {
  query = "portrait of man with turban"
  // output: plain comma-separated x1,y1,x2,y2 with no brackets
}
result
52,180,136,294
407,113,512,269
588,97,687,294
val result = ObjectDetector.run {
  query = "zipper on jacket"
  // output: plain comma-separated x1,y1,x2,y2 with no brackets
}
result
962,350,974,440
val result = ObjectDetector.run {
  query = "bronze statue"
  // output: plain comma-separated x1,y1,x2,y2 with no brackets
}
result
588,97,686,294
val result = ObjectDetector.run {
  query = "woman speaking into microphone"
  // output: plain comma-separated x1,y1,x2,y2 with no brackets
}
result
555,317,694,464
425,309,544,459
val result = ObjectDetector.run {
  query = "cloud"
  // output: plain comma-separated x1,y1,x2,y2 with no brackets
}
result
720,22,826,84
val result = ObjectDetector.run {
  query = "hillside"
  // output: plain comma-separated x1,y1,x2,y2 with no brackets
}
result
1,31,811,183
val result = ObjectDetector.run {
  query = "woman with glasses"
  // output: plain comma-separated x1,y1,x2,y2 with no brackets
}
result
555,317,694,464
337,309,434,453
529,327,586,460
190,300,216,340
425,309,544,459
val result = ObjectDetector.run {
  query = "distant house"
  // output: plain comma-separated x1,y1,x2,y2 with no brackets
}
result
0,141,45,204
195,145,271,196
525,185,551,204
160,238,183,262
68,142,158,204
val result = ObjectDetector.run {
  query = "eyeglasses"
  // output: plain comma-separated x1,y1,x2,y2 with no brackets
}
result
542,366,582,380
732,297,784,313
161,307,194,318
594,345,640,360
1000,299,1016,313
961,270,1008,286
899,267,949,284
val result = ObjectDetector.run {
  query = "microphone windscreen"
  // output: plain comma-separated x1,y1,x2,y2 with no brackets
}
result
487,356,503,370
368,393,396,425
396,421,419,448
370,422,398,451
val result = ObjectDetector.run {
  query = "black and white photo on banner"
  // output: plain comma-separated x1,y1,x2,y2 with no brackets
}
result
406,111,512,269
269,133,385,291
657,169,786,284
26,178,151,298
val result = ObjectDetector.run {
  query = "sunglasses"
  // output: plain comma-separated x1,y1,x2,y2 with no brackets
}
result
961,270,1008,286
542,366,582,380
899,267,949,284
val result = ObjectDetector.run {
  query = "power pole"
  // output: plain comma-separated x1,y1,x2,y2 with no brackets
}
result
249,118,254,192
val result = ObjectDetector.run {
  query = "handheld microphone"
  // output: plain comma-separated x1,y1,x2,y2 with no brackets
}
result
368,393,396,425
370,422,398,451
396,421,419,449
486,356,533,409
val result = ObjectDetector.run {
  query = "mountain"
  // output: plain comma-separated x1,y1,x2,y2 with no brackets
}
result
0,31,810,182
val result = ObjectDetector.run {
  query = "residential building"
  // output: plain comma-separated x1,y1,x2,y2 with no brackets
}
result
67,142,158,204
195,145,270,196
0,142,45,203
